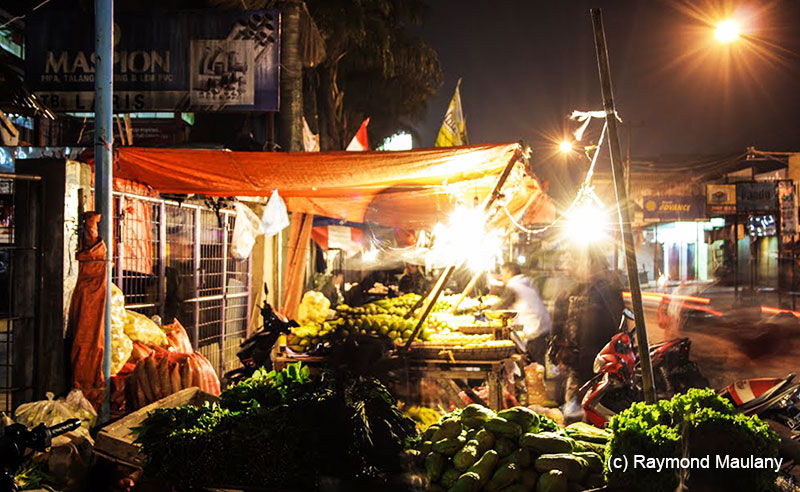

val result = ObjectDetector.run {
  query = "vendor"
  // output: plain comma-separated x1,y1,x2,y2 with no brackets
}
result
320,271,345,308
494,262,551,364
398,263,429,295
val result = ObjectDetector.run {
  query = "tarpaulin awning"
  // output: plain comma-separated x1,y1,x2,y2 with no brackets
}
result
86,142,553,227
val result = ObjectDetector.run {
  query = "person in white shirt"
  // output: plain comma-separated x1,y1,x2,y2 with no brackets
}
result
494,262,552,364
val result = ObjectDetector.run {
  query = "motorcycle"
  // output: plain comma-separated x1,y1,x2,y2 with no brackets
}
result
581,309,708,427
223,284,298,386
719,373,800,489
0,418,81,491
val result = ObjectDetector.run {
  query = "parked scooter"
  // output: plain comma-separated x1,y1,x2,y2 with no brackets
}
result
223,284,298,386
0,418,81,491
580,309,708,427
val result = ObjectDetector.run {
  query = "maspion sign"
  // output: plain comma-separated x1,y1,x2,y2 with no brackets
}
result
26,9,280,112
643,195,705,221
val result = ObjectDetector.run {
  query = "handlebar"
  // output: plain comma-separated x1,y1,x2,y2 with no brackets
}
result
46,418,81,439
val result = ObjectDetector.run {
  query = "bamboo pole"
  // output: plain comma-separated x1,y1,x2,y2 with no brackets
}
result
590,9,656,403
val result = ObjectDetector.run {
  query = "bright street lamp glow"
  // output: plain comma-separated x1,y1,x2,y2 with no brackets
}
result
715,19,741,43
559,140,573,153
564,203,609,245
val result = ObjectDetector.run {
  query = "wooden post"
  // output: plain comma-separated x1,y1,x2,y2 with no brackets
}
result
590,9,656,403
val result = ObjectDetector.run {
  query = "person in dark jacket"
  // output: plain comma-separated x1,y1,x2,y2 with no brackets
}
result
549,249,624,418
320,271,344,308
398,263,429,295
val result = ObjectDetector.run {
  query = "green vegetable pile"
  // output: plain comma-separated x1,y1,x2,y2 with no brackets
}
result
134,363,417,489
413,404,609,492
606,388,780,492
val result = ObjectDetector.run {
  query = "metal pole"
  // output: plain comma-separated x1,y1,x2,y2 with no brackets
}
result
590,9,656,403
95,0,114,423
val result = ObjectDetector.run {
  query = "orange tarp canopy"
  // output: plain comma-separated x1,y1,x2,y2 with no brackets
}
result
91,143,552,226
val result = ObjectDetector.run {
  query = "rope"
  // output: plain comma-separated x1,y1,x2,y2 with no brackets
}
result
505,121,608,234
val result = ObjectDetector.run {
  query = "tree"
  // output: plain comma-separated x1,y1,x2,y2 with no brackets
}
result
305,0,442,150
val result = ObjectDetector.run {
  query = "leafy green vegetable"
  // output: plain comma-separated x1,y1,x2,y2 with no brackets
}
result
606,389,780,492
134,363,417,489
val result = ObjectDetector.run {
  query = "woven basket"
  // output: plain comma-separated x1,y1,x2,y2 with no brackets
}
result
457,326,497,335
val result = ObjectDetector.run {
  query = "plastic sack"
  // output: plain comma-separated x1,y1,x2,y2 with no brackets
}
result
231,202,263,260
262,190,289,237
297,290,330,325
109,285,133,376
124,309,168,347
14,391,94,446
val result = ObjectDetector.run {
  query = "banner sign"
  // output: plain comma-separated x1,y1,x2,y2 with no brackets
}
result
736,182,777,213
706,184,737,215
643,195,705,221
26,9,280,112
777,180,798,235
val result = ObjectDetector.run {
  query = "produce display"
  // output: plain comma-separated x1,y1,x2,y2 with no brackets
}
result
402,404,443,433
135,363,418,489
414,404,609,492
286,293,509,355
606,389,780,492
124,309,168,347
297,290,331,325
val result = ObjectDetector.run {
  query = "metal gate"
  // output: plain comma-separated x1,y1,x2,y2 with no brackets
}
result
113,193,251,377
0,173,43,413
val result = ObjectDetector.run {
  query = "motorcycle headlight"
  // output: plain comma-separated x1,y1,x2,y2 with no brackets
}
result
593,356,603,374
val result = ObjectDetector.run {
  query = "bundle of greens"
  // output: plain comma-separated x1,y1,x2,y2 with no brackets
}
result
134,363,417,489
606,389,780,492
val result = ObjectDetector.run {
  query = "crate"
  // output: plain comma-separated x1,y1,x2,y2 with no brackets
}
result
94,387,218,467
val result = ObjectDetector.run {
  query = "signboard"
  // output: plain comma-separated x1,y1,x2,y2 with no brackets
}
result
642,195,705,221
736,182,777,213
26,9,280,112
777,180,798,235
706,184,736,215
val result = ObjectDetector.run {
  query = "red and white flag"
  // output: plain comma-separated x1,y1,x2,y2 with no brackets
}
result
346,117,370,151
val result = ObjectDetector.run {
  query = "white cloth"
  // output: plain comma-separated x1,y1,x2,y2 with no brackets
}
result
506,274,552,341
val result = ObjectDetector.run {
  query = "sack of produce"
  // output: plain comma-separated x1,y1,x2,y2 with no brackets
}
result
110,284,133,376
162,319,193,354
14,391,95,446
297,290,330,325
126,351,221,410
124,309,168,347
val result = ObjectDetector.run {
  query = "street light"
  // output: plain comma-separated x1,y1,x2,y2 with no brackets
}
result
714,19,741,43
559,140,573,154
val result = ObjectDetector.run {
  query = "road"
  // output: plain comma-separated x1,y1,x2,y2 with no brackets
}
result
640,298,800,390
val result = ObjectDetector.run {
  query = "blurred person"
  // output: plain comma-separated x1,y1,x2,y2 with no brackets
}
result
549,248,624,421
494,262,552,364
398,263,429,295
320,271,345,308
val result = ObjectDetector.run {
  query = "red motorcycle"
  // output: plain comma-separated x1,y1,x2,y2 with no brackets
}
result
581,309,708,427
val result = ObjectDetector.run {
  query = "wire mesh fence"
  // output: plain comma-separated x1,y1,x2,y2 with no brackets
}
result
113,195,252,379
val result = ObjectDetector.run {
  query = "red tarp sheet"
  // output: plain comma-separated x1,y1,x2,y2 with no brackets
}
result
89,144,554,224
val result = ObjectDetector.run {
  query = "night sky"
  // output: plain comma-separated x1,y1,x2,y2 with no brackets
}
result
416,0,800,165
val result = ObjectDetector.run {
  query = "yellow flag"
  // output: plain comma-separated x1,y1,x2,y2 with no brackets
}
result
435,79,469,147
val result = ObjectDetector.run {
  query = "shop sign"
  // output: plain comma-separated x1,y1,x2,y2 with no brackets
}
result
26,9,280,112
736,182,777,213
642,195,705,221
777,180,798,235
706,184,736,215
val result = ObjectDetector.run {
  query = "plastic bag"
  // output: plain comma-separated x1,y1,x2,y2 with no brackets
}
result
124,309,168,347
109,285,133,376
262,190,289,237
231,202,263,260
297,290,330,325
14,392,94,446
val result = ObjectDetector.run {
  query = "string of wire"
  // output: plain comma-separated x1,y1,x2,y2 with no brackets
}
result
503,120,608,235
